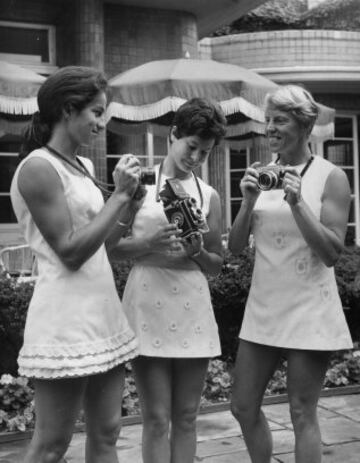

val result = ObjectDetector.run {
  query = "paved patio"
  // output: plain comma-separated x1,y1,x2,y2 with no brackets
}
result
1,392,360,462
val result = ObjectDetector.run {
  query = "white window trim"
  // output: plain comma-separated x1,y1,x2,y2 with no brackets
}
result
313,113,360,245
0,20,56,74
225,139,251,229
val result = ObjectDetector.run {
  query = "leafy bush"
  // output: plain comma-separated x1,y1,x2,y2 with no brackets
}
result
0,276,34,376
209,247,254,362
0,374,34,432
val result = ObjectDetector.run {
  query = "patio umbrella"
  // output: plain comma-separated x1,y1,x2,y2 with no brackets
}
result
0,60,45,115
107,58,334,140
107,58,278,126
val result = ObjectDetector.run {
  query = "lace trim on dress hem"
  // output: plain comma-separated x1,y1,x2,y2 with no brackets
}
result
18,337,139,369
18,346,139,379
19,330,136,358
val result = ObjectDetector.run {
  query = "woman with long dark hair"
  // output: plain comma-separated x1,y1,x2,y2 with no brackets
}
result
10,66,141,463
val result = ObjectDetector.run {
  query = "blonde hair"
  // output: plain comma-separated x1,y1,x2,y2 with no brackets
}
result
265,85,319,134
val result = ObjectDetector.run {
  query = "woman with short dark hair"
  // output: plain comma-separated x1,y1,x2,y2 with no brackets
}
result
108,97,227,463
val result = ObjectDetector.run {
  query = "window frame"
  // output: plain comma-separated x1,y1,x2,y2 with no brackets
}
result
224,139,251,229
0,20,56,74
312,113,360,246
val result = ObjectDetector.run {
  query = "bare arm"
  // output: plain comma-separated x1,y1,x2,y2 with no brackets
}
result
108,222,182,261
186,189,224,276
228,163,260,256
18,156,140,271
286,167,350,267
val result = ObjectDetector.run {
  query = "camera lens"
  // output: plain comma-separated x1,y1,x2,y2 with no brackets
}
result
258,171,278,191
140,168,156,185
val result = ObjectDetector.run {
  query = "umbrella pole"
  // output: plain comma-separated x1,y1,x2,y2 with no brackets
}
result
145,123,154,166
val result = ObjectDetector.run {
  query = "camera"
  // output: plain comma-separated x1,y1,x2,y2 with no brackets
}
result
159,178,209,240
256,165,285,191
140,167,156,185
132,167,156,201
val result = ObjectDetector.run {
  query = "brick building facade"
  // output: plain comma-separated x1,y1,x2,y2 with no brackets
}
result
1,0,359,245
199,30,360,244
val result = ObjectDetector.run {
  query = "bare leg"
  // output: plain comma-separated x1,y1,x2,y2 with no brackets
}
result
287,349,330,463
24,377,87,463
170,358,209,463
230,340,281,463
84,365,125,463
132,357,172,463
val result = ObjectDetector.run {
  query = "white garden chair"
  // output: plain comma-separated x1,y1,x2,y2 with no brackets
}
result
0,244,38,282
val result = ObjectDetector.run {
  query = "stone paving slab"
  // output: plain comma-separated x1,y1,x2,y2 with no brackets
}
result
275,442,360,463
1,393,359,463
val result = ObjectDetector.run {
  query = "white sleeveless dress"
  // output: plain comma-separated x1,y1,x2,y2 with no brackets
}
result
240,155,353,351
10,149,138,378
122,165,221,358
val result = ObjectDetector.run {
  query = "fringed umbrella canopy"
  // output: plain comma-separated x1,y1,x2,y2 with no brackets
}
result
107,58,335,141
107,58,278,124
0,61,45,115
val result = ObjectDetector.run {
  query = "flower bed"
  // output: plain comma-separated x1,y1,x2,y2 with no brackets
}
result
1,343,360,433
1,245,359,433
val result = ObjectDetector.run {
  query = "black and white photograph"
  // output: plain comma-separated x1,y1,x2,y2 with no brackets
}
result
0,0,359,462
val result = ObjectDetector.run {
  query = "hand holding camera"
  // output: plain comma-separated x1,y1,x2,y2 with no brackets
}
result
112,154,156,201
145,223,183,253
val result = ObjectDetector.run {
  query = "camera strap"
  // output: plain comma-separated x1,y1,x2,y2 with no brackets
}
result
155,160,204,208
275,154,314,178
45,145,114,197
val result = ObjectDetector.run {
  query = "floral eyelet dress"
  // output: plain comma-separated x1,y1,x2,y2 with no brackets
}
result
122,165,221,358
240,155,353,351
10,149,138,379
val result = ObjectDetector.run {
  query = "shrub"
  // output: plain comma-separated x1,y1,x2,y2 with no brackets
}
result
209,247,254,362
0,374,35,432
0,276,34,376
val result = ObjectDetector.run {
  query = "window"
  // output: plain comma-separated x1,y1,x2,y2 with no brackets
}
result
0,135,21,224
0,20,56,73
323,115,360,245
227,142,251,225
106,128,167,188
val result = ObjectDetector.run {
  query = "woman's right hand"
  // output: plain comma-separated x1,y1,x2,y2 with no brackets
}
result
145,223,183,253
112,154,141,199
240,162,261,203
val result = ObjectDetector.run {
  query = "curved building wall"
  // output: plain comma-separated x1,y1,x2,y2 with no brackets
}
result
199,30,360,69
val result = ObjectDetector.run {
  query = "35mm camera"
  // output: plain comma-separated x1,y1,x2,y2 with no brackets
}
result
256,165,285,191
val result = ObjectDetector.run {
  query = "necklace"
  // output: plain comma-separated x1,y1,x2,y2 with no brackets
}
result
155,160,204,208
45,145,114,197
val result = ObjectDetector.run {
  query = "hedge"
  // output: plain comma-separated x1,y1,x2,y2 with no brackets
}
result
1,245,360,375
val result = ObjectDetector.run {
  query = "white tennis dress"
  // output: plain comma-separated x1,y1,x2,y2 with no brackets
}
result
10,149,138,378
122,165,221,358
240,155,353,351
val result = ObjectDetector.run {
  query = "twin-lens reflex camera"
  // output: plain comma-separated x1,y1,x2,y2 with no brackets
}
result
159,178,209,241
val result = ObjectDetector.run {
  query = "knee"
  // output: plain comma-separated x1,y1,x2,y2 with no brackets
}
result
289,397,318,431
142,408,170,438
172,405,198,433
27,432,70,463
230,396,259,426
87,414,122,449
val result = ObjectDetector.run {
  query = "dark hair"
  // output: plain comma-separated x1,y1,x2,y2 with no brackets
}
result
172,97,227,146
19,66,109,159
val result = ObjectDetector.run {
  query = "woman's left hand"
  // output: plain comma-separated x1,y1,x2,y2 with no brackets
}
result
182,232,203,258
283,168,302,206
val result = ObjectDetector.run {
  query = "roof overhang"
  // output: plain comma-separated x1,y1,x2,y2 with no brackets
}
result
253,66,360,94
106,0,268,37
